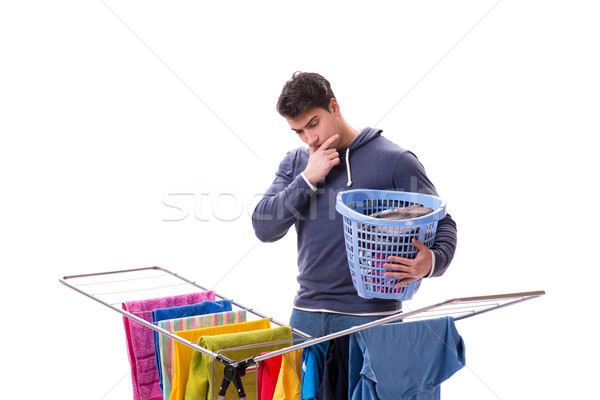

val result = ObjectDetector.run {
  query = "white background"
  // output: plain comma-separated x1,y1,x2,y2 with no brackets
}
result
1,1,599,398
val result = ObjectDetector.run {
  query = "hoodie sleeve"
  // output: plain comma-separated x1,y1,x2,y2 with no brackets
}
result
252,150,317,243
429,214,457,278
392,150,458,278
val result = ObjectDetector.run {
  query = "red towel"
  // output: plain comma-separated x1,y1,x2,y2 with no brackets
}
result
257,353,283,400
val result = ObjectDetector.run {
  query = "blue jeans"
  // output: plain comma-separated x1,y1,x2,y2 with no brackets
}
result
289,308,386,338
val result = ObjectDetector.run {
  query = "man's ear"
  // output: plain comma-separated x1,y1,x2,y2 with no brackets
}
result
329,98,339,114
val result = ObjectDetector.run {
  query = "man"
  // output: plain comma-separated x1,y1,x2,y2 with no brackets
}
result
252,72,457,338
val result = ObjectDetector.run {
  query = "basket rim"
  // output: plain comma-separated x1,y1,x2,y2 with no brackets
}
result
335,189,447,225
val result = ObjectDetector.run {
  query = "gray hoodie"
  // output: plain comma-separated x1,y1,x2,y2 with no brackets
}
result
252,127,457,314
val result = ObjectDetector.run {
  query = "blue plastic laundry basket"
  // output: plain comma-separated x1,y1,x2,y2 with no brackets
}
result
335,190,447,301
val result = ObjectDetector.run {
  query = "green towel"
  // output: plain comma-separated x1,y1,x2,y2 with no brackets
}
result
184,326,292,400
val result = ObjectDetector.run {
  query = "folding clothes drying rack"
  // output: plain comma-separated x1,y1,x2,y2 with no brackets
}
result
59,266,545,400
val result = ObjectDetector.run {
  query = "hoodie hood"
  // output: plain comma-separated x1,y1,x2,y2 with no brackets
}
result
342,127,382,186
345,127,382,151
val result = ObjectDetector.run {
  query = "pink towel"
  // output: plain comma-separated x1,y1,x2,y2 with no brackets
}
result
122,291,215,400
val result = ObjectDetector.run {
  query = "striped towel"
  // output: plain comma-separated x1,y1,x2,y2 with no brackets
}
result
152,300,233,394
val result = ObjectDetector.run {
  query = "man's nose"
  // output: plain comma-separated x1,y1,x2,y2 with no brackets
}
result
306,132,319,146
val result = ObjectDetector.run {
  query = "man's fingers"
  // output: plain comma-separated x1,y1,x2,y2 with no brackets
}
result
386,256,414,266
383,263,414,274
328,151,340,162
412,238,427,250
394,278,415,288
383,269,410,277
382,262,402,271
319,134,339,150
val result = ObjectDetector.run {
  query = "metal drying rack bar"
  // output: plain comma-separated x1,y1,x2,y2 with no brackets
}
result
60,266,545,400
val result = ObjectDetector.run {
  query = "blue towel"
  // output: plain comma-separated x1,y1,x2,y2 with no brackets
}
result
300,341,328,400
151,299,232,393
348,316,466,400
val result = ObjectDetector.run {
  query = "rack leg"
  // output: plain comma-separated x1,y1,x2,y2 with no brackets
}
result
218,364,247,400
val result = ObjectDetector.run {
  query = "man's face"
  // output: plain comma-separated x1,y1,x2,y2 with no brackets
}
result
287,99,341,153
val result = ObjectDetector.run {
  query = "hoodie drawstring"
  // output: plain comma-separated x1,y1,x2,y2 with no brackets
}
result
346,148,352,187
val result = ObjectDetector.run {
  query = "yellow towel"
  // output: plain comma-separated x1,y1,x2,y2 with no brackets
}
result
169,319,271,400
185,326,293,400
272,349,302,400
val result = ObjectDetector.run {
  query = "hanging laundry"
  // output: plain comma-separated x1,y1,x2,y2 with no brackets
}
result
157,307,246,400
272,349,302,400
184,326,293,400
348,317,465,400
170,319,272,400
257,353,283,400
122,291,215,400
300,341,328,400
318,336,350,400
152,300,233,394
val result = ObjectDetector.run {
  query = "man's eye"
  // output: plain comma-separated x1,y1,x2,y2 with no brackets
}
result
310,121,319,128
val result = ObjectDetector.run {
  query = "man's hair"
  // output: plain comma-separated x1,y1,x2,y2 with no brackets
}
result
276,72,336,119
